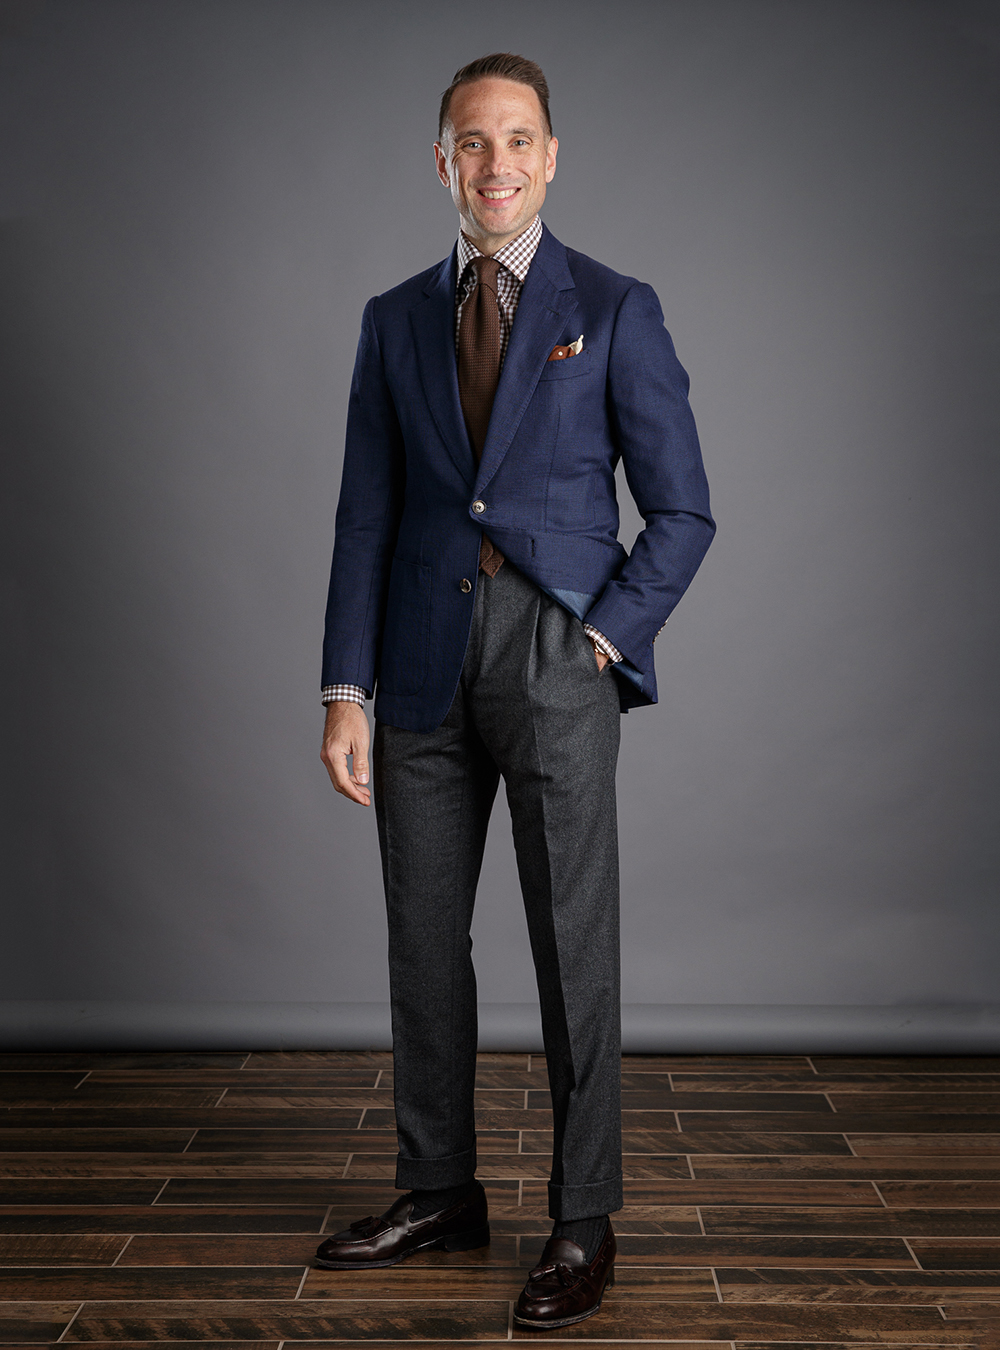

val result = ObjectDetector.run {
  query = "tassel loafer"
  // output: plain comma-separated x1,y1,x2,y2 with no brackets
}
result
514,1220,616,1328
314,1182,489,1270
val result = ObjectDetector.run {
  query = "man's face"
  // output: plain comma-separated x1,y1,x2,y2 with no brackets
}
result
434,77,557,252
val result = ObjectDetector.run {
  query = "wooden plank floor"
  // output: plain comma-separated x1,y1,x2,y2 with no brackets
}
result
0,1051,997,1347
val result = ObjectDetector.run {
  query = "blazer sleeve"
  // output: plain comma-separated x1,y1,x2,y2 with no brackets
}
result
582,282,715,666
321,297,405,691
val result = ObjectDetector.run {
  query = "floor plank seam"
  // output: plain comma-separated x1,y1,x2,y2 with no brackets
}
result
148,1177,171,1205
52,1298,84,1343
709,1265,723,1304
870,1180,890,1209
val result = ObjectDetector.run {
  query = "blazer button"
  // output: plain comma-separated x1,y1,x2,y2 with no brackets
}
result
460,578,472,593
472,500,486,514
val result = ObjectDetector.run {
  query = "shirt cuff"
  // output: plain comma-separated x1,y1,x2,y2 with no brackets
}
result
582,624,623,664
322,684,369,707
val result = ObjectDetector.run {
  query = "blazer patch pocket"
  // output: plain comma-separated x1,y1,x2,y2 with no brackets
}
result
536,350,593,381
378,557,430,697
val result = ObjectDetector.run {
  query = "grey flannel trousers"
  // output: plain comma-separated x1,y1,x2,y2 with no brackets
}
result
373,562,623,1221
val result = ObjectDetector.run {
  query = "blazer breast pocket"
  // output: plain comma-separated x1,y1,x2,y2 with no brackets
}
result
378,557,430,697
536,350,593,381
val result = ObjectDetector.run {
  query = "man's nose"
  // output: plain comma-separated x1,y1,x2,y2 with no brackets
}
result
483,144,508,177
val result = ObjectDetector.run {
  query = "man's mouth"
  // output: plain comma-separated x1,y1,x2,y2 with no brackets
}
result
477,187,519,200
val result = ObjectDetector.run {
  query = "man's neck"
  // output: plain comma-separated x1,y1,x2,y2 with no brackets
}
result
462,235,500,257
460,217,538,257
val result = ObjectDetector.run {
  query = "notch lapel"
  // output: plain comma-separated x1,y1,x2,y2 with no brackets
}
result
409,249,476,488
474,227,578,495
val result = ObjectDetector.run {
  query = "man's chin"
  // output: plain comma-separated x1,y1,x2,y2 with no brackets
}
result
468,207,529,242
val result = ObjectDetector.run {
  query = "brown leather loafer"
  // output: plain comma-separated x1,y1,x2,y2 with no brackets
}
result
314,1183,489,1269
514,1221,616,1328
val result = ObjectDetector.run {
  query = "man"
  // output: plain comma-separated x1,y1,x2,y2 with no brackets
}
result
316,54,713,1329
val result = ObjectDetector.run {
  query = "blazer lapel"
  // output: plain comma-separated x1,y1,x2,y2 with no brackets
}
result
409,248,476,488
475,226,578,494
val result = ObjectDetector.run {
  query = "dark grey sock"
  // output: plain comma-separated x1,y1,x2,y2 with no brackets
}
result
408,1179,478,1219
552,1215,608,1263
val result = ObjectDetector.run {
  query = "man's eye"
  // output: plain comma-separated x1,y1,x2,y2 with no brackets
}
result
463,141,484,150
512,139,530,147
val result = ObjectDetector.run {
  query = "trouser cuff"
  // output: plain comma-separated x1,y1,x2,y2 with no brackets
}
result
395,1144,478,1191
548,1175,623,1221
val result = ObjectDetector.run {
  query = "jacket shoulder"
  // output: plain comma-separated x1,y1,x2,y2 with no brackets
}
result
563,245,642,296
559,246,667,332
371,256,452,312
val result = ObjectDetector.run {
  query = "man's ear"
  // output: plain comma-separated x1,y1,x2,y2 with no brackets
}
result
434,140,450,188
545,135,558,184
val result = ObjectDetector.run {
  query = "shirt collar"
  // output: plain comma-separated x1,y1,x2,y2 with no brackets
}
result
456,214,543,286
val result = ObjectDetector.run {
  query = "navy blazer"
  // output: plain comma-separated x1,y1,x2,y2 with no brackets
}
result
322,225,715,733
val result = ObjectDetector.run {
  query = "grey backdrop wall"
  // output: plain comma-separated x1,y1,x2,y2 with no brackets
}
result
2,0,998,1051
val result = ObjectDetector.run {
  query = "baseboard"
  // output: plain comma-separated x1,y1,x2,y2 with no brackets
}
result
1,1000,998,1053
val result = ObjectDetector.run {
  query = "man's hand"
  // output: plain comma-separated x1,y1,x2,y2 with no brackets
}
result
589,640,609,672
321,701,371,806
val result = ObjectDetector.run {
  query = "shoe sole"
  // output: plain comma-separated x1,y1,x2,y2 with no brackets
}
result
314,1224,490,1270
513,1267,614,1328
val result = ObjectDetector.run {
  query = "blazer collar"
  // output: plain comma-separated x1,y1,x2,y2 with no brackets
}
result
409,246,475,487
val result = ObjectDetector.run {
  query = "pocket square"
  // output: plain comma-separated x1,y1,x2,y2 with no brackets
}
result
547,334,584,361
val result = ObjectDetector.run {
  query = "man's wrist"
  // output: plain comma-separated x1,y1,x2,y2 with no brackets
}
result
582,624,623,664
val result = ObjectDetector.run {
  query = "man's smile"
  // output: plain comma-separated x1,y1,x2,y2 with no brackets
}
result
477,187,520,200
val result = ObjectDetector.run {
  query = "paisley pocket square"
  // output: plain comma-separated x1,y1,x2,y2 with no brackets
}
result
547,334,584,361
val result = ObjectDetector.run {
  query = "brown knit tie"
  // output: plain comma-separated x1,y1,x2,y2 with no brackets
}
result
458,255,504,576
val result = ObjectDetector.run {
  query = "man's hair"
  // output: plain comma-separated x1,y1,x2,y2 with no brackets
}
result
438,53,552,142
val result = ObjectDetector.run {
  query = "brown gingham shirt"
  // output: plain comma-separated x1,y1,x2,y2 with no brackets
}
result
322,217,620,708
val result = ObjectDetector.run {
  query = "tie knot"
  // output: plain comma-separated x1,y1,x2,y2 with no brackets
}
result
471,255,500,292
